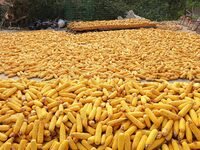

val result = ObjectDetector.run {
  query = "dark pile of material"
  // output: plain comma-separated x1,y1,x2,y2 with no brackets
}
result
28,19,68,30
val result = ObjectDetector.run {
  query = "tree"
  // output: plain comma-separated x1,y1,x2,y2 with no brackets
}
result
1,0,200,27
167,0,186,20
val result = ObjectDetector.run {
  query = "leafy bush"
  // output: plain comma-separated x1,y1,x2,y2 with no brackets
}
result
0,0,199,27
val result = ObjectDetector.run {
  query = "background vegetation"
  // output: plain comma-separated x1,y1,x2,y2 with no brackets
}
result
0,0,200,27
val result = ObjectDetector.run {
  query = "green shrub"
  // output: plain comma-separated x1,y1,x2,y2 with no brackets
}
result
0,0,199,27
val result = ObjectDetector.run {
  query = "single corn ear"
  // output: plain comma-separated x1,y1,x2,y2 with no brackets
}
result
95,122,102,145
32,120,39,140
182,141,191,150
18,139,28,150
117,132,125,150
68,136,78,150
136,135,148,150
132,131,143,150
172,139,180,150
31,139,37,150
0,132,8,142
186,121,193,143
59,123,66,142
188,120,200,141
124,133,131,150
145,129,158,148
178,103,193,117
49,115,57,132
50,141,60,150
58,140,69,150
162,120,174,136
13,113,24,135
37,120,44,144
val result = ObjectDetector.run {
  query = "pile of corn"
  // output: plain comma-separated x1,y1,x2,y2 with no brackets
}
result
67,19,157,31
0,78,200,149
0,29,200,81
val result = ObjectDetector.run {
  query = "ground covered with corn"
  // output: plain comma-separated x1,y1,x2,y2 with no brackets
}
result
0,78,200,149
0,28,200,150
0,29,200,81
